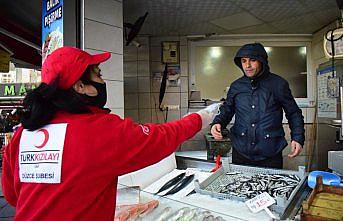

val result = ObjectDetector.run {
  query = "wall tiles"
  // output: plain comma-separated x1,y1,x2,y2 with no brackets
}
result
180,46,188,61
84,1,123,112
180,108,188,116
124,61,138,77
150,47,161,62
151,79,181,93
151,109,180,123
306,107,316,123
181,92,188,108
136,37,149,45
86,49,123,81
106,80,124,109
138,76,151,92
150,61,164,73
138,93,151,109
151,109,169,123
85,0,122,27
159,93,181,107
137,61,150,76
124,47,138,61
110,108,124,118
165,110,181,122
103,53,123,81
149,93,160,110
124,77,138,93
124,93,139,109
181,76,188,93
84,19,123,54
180,61,188,76
137,46,150,61
138,109,152,123
125,109,139,121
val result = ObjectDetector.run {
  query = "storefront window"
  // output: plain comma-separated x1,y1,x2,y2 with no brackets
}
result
0,62,41,99
0,62,41,84
193,46,307,100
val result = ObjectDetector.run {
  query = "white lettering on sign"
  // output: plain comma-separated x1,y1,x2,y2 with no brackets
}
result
19,123,68,184
47,0,60,11
44,6,62,28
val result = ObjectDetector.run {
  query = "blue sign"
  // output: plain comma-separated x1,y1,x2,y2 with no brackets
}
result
42,0,63,63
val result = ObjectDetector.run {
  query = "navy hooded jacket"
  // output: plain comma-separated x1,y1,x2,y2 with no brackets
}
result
212,43,305,161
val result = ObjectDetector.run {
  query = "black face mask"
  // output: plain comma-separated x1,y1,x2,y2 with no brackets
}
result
83,81,107,108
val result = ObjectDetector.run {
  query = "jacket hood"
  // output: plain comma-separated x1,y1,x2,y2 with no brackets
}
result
234,43,270,79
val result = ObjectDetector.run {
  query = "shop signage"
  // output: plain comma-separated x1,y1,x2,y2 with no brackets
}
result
42,0,64,63
0,83,37,98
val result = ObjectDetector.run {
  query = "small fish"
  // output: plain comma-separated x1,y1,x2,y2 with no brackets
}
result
203,215,215,221
155,172,186,194
177,208,199,221
167,207,190,221
155,207,172,221
139,200,159,217
214,216,225,221
190,211,211,221
163,175,195,196
114,210,130,221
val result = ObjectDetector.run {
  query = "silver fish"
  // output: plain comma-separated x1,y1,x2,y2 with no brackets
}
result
166,207,190,221
214,216,225,221
177,208,199,221
155,207,172,221
190,211,212,221
203,215,214,221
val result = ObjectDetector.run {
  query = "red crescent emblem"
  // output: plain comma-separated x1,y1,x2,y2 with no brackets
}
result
35,129,49,149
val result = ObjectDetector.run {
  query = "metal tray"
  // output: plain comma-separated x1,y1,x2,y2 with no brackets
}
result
194,161,307,216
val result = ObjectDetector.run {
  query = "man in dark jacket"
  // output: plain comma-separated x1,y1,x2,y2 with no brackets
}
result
211,43,305,169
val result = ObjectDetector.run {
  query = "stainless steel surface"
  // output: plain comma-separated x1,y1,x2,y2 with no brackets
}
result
331,119,342,125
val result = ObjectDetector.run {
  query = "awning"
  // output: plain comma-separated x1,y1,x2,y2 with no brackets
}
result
0,14,41,69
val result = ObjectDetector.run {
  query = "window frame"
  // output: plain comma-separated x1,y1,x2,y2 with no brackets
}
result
189,35,314,106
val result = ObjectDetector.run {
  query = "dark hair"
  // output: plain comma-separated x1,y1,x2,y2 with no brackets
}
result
21,68,93,131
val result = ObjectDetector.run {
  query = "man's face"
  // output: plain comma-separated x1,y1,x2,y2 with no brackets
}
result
241,57,262,78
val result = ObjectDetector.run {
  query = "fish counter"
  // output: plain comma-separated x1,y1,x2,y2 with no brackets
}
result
116,161,312,220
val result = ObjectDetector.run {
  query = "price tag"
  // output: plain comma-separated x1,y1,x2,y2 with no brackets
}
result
245,192,276,219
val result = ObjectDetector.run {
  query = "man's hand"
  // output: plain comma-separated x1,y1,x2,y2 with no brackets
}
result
211,124,223,140
288,140,302,158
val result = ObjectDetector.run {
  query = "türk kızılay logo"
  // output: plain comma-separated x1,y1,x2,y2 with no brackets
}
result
19,124,67,183
34,129,50,148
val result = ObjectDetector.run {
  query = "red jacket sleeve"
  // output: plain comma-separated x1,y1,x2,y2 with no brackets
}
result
1,128,23,207
114,113,202,176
